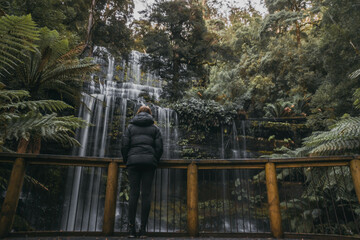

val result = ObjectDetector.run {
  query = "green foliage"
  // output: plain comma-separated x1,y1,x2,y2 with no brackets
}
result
0,14,39,75
353,88,360,110
279,166,360,235
304,116,360,156
119,170,130,201
140,0,214,100
0,14,90,152
92,0,134,56
201,0,360,126
264,100,293,118
263,95,310,118
350,68,360,111
0,83,88,148
173,97,236,132
265,115,360,158
1,0,134,53
4,27,97,106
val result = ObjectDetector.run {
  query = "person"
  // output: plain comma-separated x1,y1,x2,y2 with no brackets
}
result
121,105,163,238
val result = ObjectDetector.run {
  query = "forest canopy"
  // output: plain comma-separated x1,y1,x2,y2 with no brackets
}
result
0,0,360,156
1,1,360,236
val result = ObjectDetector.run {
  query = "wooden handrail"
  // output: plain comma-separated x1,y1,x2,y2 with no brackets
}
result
0,152,360,238
0,152,357,168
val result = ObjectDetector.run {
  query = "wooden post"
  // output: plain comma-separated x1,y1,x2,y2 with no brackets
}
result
187,162,198,237
103,161,119,235
265,162,283,238
350,159,360,203
0,158,26,238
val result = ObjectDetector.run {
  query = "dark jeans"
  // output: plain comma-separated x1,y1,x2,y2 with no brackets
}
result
127,165,156,228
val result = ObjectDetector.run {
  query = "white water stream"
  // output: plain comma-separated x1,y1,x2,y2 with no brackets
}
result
59,48,261,233
60,49,179,231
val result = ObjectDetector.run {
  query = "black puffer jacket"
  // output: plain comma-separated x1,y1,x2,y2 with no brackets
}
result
121,112,163,167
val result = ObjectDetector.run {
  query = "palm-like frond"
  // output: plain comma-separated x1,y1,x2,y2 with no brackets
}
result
0,15,39,75
264,145,312,158
57,44,87,62
349,68,360,80
0,15,91,152
303,166,354,201
1,99,73,112
0,86,87,148
1,112,87,147
304,117,360,156
265,116,360,158
353,88,360,110
0,89,30,101
264,100,293,118
10,42,97,104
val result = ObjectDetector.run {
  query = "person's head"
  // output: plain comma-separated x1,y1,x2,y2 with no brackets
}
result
137,105,152,115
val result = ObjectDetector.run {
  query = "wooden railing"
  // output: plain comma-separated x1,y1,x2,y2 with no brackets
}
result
0,152,359,238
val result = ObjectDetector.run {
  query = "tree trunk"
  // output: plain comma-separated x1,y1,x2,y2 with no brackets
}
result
172,54,181,99
201,0,209,20
85,0,97,56
29,136,41,154
296,21,301,47
292,0,301,48
17,138,29,153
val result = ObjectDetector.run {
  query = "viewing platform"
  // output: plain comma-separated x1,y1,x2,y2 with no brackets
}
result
1,153,360,239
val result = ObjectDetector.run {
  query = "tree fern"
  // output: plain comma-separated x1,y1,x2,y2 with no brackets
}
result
6,27,97,105
0,15,39,75
0,15,92,151
264,100,293,118
1,111,87,147
265,116,360,157
0,84,88,149
2,99,73,112
0,89,30,101
304,116,360,156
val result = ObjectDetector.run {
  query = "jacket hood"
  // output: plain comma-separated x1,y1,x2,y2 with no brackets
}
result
130,112,154,126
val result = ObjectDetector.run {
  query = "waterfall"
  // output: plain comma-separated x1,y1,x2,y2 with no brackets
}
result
241,120,248,158
211,120,259,232
60,47,261,233
60,48,179,231
232,121,241,159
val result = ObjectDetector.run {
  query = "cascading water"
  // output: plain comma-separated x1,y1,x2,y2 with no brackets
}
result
60,48,179,231
206,120,260,233
60,47,265,233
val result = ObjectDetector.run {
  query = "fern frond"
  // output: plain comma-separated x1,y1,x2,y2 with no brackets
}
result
24,175,49,191
0,15,39,74
349,68,360,79
310,139,360,156
263,145,313,158
304,116,360,156
41,62,96,83
57,44,87,62
2,112,88,147
0,89,30,102
264,101,292,118
353,88,360,110
1,99,73,112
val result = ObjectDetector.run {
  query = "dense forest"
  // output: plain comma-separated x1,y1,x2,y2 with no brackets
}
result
1,0,360,235
1,0,360,156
